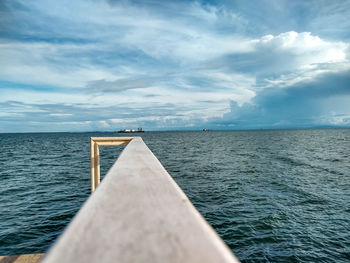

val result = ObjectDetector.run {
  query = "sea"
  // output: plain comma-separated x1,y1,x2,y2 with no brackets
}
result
0,129,349,262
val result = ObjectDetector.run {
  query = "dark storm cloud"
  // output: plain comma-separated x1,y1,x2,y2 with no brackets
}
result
215,69,350,129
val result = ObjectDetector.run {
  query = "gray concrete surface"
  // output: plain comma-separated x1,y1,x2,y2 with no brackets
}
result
42,137,240,263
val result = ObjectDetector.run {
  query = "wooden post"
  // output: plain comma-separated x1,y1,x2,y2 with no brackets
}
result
90,137,133,192
93,141,99,191
90,138,96,192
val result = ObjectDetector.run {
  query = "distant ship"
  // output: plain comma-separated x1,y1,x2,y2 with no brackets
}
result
118,128,145,133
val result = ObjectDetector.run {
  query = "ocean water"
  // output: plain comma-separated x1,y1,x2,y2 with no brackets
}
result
0,129,349,262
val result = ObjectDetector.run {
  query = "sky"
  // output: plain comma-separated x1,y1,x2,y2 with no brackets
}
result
1,0,350,132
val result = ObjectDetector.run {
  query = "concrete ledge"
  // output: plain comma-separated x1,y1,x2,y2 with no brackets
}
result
42,137,240,263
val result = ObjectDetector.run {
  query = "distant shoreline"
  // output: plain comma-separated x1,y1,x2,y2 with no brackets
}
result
0,127,349,134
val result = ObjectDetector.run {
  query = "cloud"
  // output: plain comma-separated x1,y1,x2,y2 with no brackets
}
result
0,41,117,87
0,99,212,132
86,77,163,92
308,0,350,40
210,31,348,77
213,69,350,128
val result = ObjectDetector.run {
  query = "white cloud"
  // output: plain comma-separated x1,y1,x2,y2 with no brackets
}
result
255,31,348,65
263,61,350,89
249,31,350,88
49,113,73,117
0,41,117,87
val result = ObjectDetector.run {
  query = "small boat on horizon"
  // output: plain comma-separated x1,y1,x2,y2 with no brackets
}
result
118,128,145,133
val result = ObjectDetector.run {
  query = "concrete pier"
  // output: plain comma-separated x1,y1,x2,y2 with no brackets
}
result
40,137,240,262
